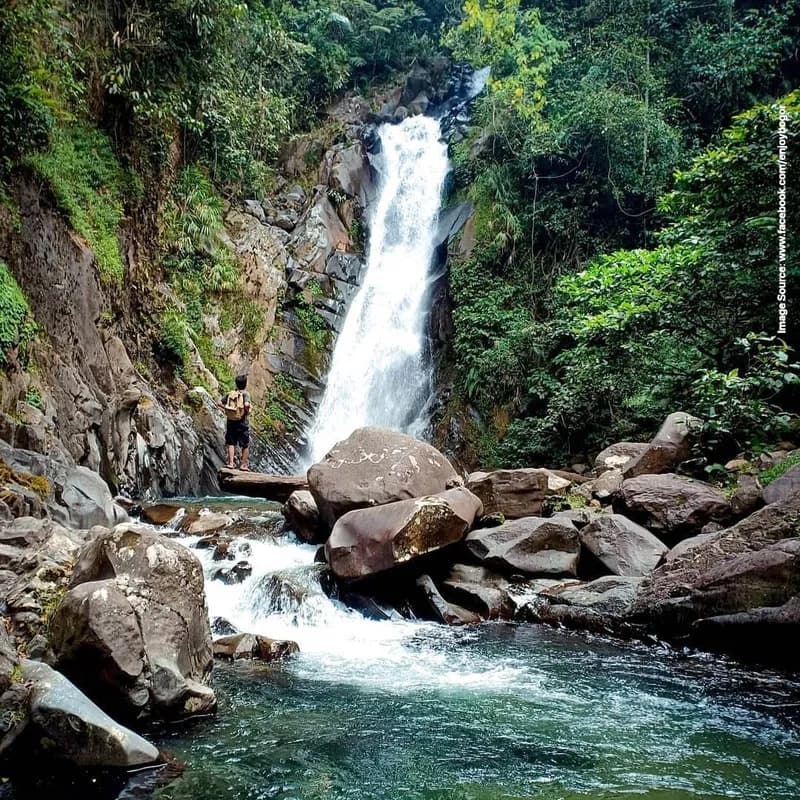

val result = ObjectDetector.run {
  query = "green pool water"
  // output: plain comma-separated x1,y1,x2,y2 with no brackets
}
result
153,624,800,800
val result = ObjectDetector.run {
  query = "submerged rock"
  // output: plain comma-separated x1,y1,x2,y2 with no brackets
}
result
325,486,482,579
49,524,216,722
308,427,461,528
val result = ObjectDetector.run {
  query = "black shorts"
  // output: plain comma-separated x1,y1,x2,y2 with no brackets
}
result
225,421,250,448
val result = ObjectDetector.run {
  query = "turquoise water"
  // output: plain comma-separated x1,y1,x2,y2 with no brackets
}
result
154,624,800,800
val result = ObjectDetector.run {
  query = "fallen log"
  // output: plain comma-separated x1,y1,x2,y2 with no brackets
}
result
218,469,307,502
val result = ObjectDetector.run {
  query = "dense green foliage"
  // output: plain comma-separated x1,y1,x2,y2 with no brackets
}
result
445,1,800,465
0,264,36,366
26,126,136,283
2,0,798,468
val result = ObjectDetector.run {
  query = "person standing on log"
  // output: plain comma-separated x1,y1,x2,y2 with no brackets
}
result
219,374,252,471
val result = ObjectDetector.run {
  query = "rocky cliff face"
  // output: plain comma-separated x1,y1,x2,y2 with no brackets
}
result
0,64,478,510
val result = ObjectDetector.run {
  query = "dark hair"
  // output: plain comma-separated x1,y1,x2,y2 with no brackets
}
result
235,374,248,390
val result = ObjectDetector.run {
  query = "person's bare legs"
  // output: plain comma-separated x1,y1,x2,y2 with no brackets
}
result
226,444,235,469
240,446,250,471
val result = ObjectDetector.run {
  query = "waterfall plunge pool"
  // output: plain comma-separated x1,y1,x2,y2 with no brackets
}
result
151,505,800,800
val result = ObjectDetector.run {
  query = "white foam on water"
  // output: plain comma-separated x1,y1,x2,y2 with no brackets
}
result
186,534,541,695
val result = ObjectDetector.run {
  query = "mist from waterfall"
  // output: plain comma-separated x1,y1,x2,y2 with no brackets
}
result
301,115,449,466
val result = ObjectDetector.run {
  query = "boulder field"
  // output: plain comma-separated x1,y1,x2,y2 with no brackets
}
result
0,416,797,776
283,422,800,667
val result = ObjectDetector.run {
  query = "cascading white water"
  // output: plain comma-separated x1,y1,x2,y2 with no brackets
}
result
302,115,450,466
185,520,528,691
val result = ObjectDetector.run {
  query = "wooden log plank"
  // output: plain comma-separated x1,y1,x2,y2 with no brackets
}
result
218,469,307,502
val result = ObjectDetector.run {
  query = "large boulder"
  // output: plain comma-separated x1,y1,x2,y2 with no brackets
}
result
49,524,216,722
579,514,668,577
17,660,160,768
465,469,547,518
594,442,648,474
622,412,703,477
631,493,800,635
516,575,642,635
614,473,730,540
325,486,482,579
465,517,579,576
308,427,460,528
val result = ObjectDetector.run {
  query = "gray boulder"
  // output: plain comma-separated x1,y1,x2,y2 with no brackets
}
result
614,473,730,539
325,486,482,579
622,412,703,477
439,564,514,619
283,490,326,544
594,442,648,474
308,427,460,528
580,514,668,577
50,524,216,721
545,575,643,616
466,517,579,576
20,659,159,767
516,575,642,635
465,469,547,518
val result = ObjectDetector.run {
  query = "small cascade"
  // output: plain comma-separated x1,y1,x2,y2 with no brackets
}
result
301,115,450,466
183,523,529,691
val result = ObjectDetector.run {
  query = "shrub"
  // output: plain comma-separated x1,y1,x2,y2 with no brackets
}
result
0,263,36,365
26,125,130,283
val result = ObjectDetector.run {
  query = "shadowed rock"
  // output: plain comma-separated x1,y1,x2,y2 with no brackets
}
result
19,659,160,768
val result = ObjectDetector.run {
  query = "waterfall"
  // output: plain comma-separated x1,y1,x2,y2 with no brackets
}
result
302,115,450,466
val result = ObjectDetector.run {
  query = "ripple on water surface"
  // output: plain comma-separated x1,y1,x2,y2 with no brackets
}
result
154,624,800,800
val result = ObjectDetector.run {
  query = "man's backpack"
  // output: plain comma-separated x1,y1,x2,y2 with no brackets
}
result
224,390,246,421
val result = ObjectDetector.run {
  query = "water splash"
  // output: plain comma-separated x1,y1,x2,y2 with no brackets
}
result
302,115,449,466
